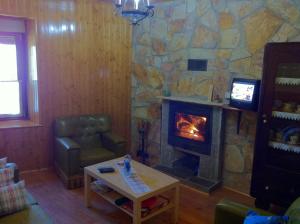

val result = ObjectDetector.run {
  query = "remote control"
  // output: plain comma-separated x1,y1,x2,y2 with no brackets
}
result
98,167,115,173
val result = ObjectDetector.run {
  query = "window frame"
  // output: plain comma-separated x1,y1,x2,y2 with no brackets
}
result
0,31,28,120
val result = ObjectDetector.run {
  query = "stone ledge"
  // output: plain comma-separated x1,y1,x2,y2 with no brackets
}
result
158,96,223,107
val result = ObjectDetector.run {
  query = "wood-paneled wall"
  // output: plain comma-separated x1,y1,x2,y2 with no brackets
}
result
0,0,132,171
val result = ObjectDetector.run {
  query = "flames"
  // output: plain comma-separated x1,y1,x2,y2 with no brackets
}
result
175,113,207,142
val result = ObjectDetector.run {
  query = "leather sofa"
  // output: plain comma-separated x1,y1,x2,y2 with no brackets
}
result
214,198,300,224
54,114,126,188
0,163,52,224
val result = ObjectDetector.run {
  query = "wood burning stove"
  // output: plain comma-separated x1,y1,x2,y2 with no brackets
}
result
168,101,212,155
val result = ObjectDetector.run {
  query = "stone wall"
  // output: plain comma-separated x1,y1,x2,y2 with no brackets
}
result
131,0,300,193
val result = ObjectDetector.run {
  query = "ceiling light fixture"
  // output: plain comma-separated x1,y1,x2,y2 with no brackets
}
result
114,0,154,25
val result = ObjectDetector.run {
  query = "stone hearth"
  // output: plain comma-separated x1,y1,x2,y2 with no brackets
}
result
156,96,224,193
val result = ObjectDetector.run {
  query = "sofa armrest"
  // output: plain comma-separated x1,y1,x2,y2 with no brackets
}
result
55,137,81,176
56,137,80,151
214,199,274,224
102,133,126,157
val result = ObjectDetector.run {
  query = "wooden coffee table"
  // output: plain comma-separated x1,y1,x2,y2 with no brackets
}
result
84,157,180,224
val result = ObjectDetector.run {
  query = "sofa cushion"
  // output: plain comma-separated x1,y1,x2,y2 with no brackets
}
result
80,148,115,168
0,181,27,216
0,167,14,187
0,204,52,224
73,133,102,148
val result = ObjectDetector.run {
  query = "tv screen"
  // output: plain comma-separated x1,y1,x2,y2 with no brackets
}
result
231,82,255,102
229,78,261,111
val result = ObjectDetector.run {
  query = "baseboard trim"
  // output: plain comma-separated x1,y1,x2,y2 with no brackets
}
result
20,167,52,175
223,186,252,198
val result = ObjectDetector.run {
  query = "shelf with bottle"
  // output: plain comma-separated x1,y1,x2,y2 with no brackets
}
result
276,77,300,86
269,141,300,154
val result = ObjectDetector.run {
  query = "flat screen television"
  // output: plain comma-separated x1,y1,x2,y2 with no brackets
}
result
229,78,261,111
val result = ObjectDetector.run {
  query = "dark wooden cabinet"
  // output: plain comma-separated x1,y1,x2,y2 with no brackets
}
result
251,43,300,209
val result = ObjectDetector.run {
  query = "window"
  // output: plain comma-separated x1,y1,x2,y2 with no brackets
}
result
0,19,28,120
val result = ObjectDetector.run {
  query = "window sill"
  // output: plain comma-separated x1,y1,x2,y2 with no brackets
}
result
0,120,42,130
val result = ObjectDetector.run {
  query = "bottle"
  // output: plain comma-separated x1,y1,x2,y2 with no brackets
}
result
124,154,131,172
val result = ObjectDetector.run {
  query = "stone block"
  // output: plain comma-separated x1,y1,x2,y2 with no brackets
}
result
190,48,216,60
150,19,168,40
192,78,213,98
267,0,300,27
138,33,151,46
175,77,194,96
201,9,219,32
290,34,300,42
169,49,188,62
208,59,227,71
229,57,251,74
192,25,218,48
135,89,161,103
169,33,190,51
219,12,234,30
211,0,226,12
161,63,174,73
272,23,299,42
243,9,282,54
220,29,240,49
148,103,161,119
228,1,264,19
155,7,166,19
172,3,186,20
230,48,251,61
133,107,149,119
249,50,264,78
187,0,197,13
212,72,230,101
243,143,254,173
154,56,162,68
148,68,164,89
148,119,161,144
133,63,148,85
135,45,151,60
197,0,211,17
216,49,232,60
224,145,244,173
169,19,186,34
223,171,251,194
152,38,167,55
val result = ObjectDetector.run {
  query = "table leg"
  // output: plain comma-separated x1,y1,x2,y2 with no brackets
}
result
172,185,180,224
84,170,92,208
133,199,141,224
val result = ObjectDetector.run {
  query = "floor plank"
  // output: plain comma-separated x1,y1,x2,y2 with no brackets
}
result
21,170,254,224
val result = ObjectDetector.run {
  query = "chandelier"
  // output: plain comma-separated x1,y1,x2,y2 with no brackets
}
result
114,0,154,25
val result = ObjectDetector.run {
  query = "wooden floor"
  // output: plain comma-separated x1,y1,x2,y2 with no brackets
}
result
22,170,254,224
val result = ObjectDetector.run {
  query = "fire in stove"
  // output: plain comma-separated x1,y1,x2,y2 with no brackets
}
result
175,113,207,142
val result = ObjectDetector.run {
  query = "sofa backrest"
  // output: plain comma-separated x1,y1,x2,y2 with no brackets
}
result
54,114,111,138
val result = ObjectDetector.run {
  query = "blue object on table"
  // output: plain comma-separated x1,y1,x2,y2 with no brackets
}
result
124,158,131,172
244,210,289,224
